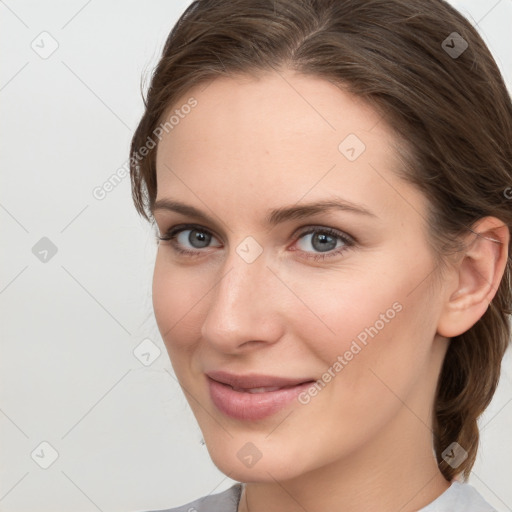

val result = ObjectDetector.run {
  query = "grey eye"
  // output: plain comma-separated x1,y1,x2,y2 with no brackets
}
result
177,229,214,249
297,231,342,253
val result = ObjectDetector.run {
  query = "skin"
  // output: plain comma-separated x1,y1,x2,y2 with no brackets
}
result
151,69,509,512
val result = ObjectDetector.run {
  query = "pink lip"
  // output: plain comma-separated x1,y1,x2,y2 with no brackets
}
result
206,371,315,421
206,370,313,389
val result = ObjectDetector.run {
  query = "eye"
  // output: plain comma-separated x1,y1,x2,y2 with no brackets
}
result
157,224,221,256
291,226,355,261
157,223,356,261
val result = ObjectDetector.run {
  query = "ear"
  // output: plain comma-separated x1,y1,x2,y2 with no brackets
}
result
437,217,509,338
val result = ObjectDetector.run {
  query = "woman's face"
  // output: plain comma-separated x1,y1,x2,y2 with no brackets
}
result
152,69,450,482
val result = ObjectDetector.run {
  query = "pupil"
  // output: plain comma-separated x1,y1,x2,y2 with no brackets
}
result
190,230,210,248
313,233,336,252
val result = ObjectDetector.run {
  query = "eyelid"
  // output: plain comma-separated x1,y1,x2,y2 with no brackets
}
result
157,223,221,241
158,223,356,259
158,223,355,242
288,225,356,261
291,225,356,245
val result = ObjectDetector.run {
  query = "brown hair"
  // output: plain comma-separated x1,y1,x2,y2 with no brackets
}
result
129,0,512,481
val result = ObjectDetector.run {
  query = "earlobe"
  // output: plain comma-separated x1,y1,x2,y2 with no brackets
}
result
436,217,509,339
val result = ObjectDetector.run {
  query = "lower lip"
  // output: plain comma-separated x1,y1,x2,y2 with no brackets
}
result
207,377,314,421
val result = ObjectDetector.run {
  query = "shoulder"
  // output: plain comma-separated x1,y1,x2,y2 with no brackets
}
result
421,481,497,512
143,483,243,512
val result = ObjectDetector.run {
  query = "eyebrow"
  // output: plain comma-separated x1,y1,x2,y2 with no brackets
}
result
153,197,377,228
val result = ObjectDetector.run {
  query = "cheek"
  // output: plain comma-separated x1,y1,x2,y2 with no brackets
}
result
286,282,434,463
280,261,405,359
289,250,437,398
152,252,211,352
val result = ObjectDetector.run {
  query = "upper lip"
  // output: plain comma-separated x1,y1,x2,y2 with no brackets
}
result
206,370,315,389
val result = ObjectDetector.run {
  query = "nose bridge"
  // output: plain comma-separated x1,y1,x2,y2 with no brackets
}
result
200,242,281,349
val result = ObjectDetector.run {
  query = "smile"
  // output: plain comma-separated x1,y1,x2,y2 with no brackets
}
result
206,373,315,421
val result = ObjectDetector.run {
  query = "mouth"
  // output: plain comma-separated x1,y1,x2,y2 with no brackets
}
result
228,384,301,393
206,369,315,389
206,371,316,421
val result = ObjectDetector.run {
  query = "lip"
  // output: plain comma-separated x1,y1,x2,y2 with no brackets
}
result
206,370,314,389
206,371,315,421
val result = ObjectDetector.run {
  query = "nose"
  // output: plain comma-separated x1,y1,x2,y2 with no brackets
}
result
200,245,285,353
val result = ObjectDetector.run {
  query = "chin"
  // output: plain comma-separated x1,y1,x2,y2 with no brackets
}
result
204,437,313,483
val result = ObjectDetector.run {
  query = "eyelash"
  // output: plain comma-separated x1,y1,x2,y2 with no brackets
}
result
157,223,356,261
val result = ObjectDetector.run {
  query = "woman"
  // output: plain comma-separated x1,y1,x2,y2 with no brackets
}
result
129,0,511,510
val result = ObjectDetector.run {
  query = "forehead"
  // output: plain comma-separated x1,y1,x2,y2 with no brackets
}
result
154,69,424,226
156,69,384,159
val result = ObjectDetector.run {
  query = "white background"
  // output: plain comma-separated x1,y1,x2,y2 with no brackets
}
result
1,1,511,511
